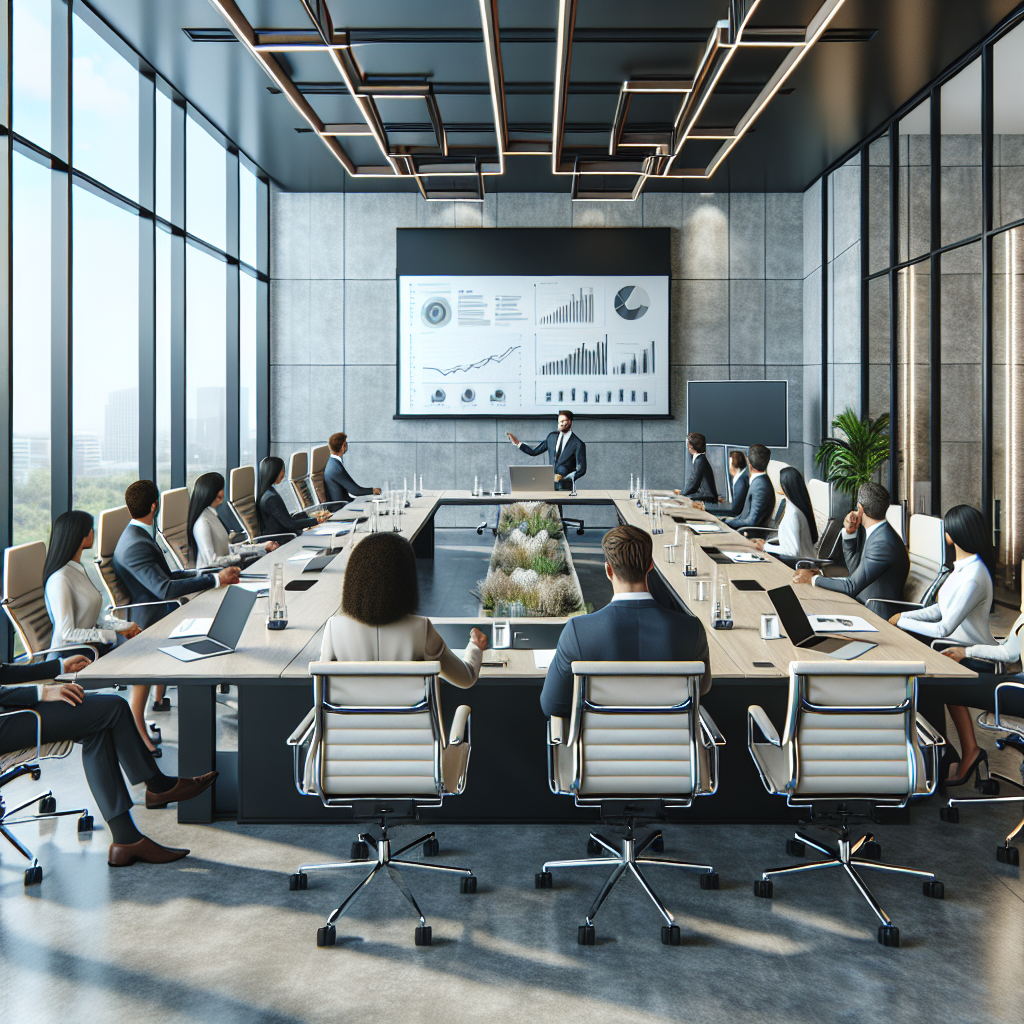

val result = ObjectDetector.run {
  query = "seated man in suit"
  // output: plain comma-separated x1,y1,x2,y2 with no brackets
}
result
507,409,586,492
701,450,748,516
113,479,240,749
324,431,381,505
540,525,711,719
673,432,718,501
792,481,908,607
0,655,218,866
717,443,775,530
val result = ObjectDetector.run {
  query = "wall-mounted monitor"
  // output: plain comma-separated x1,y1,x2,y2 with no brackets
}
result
396,228,670,418
686,380,789,448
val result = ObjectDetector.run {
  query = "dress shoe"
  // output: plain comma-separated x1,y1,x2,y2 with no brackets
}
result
145,770,219,810
108,836,189,867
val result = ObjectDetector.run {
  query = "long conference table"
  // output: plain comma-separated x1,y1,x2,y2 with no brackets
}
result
76,489,976,826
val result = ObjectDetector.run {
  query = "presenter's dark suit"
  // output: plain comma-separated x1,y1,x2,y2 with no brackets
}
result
0,659,158,821
324,455,373,505
681,453,718,500
520,431,587,491
724,472,775,530
812,521,909,608
540,596,711,719
112,524,217,630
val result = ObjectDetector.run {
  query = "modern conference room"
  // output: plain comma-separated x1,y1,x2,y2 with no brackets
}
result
3,2,1024,1023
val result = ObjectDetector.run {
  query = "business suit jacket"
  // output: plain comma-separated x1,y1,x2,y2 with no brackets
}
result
725,472,775,530
258,489,319,538
681,453,718,499
324,456,373,504
0,657,62,707
112,524,217,629
813,521,909,607
520,431,587,491
540,596,712,719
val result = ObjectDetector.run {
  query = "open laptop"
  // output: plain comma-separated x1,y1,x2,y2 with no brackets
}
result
510,465,555,494
159,586,258,663
767,585,878,661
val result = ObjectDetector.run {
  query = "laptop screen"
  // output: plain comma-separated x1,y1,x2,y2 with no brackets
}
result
766,585,815,645
207,586,258,649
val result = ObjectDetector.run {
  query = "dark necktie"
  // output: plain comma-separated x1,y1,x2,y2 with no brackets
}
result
555,434,564,460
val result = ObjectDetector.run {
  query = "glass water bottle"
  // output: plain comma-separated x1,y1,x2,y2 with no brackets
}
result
712,567,733,630
682,529,698,577
266,563,288,631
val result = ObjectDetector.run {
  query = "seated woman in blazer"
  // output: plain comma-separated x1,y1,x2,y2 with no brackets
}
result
188,471,279,568
751,466,817,561
256,456,331,539
892,504,997,790
321,532,487,686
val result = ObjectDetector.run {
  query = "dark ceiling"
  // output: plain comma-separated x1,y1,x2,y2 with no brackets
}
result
87,0,1023,193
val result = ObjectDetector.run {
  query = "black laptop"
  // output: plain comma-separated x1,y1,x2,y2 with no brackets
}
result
767,586,877,660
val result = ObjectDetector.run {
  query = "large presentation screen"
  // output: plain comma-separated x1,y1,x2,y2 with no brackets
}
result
396,229,671,418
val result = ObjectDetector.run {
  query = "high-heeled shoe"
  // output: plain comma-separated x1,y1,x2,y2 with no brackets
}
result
941,747,988,789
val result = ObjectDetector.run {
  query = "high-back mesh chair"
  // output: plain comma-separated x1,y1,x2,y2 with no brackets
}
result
157,487,192,570
309,445,331,504
1,708,93,886
537,661,726,946
2,542,99,663
865,513,949,620
747,660,946,946
941,681,1024,867
286,661,476,947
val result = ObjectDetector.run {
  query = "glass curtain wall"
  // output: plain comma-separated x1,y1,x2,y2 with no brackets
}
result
2,2,269,659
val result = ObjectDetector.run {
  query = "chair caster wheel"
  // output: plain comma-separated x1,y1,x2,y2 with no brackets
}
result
754,879,773,899
351,841,369,860
289,872,308,891
923,880,944,899
939,807,959,823
700,872,720,890
152,698,171,713
578,925,596,946
24,865,42,886
587,837,603,856
576,528,585,536
661,924,682,946
860,841,882,861
77,815,93,834
877,924,900,947
535,871,553,889
423,838,440,857
219,683,230,695
38,796,56,814
460,875,477,894
415,925,432,946
650,835,665,853
996,845,1020,866
316,924,336,947
977,778,1000,796
785,839,805,857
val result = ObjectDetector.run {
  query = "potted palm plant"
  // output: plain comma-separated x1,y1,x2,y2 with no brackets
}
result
814,409,890,503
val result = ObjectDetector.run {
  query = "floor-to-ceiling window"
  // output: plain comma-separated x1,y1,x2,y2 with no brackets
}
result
1,1,270,660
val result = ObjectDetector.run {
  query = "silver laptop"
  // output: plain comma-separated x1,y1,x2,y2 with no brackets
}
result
510,465,556,494
159,587,258,663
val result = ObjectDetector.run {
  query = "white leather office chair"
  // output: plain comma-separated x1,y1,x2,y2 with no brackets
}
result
157,487,192,570
537,661,725,946
1,709,94,885
865,512,949,619
227,466,294,545
765,459,790,500
309,444,331,505
940,680,1024,866
886,503,906,542
287,661,476,947
748,660,946,946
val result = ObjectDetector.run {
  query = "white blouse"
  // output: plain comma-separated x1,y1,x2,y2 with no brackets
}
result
45,561,124,648
763,505,816,561
193,506,260,568
965,612,1024,665
898,554,996,646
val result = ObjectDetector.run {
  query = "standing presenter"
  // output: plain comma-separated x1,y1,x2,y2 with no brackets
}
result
507,409,587,491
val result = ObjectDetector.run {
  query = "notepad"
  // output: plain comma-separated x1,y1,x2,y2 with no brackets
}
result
724,551,767,563
533,649,557,671
688,523,722,534
168,617,213,639
808,614,879,633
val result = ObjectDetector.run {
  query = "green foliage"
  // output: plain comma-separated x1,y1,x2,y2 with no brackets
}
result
530,553,567,576
497,501,563,540
814,409,890,497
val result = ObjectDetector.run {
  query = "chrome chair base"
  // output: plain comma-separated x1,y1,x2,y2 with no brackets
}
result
289,826,475,947
756,828,943,946
538,826,718,945
0,781,92,886
942,771,1024,865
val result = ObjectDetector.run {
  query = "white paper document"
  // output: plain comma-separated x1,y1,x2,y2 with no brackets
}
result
168,617,213,639
808,614,880,633
533,649,557,671
724,551,767,563
688,523,722,534
236,581,270,594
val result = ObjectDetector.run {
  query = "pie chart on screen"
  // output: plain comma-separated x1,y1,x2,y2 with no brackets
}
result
614,285,650,320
